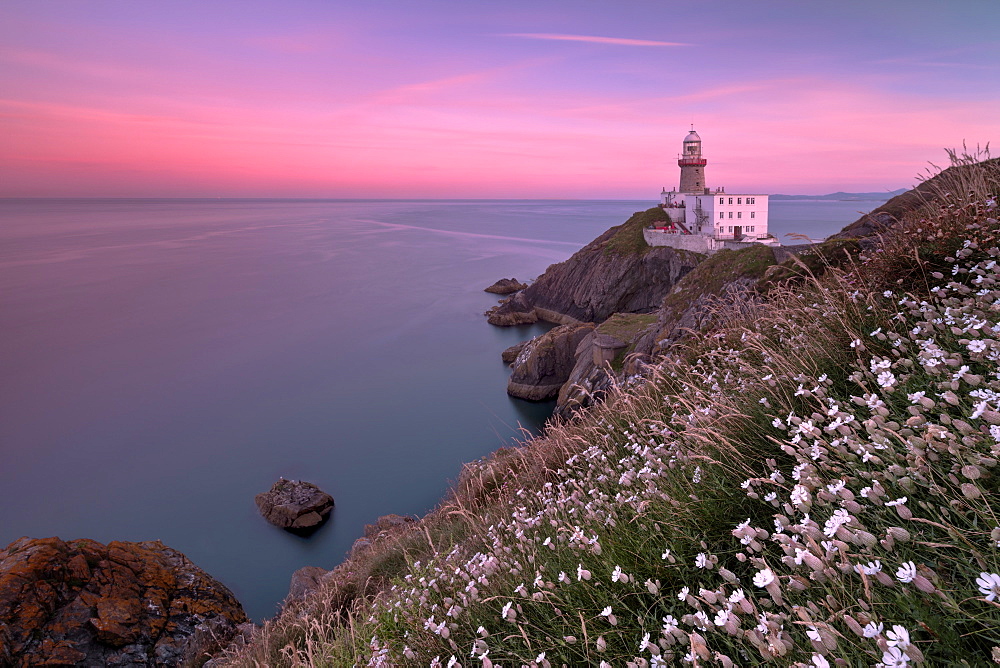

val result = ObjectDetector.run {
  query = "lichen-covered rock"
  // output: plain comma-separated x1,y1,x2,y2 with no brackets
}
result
484,277,528,294
0,536,247,667
255,478,334,531
507,323,594,401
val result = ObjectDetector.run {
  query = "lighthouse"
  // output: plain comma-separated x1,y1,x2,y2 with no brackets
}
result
653,126,773,252
678,127,707,193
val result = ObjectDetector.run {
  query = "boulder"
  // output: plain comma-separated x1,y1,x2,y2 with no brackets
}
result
287,566,329,602
484,278,528,294
507,323,594,401
0,536,248,667
255,478,334,531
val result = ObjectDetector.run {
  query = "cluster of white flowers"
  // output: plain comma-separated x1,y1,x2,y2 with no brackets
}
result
342,201,1000,668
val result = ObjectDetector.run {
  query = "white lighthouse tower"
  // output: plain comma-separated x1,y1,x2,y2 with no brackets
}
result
678,127,707,193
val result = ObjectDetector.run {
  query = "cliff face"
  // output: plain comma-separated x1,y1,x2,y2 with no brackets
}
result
0,537,248,667
487,209,702,326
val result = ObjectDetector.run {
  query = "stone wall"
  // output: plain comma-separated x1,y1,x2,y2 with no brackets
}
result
643,229,776,254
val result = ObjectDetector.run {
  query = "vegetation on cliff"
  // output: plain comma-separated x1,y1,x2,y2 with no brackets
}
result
224,155,1000,667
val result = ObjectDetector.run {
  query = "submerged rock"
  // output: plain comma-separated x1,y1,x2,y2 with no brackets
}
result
484,277,528,294
0,536,248,667
255,478,334,531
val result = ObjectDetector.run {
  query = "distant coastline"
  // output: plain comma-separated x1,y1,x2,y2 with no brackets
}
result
770,187,908,201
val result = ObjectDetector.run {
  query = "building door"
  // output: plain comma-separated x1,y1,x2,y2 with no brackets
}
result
734,225,742,239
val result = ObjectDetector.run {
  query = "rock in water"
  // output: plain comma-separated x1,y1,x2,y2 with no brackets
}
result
0,536,248,667
484,277,528,294
507,323,594,401
255,478,334,531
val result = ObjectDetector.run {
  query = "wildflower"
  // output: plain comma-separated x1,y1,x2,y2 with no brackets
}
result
678,586,690,601
534,652,546,664
806,625,822,642
881,646,910,667
885,625,911,649
855,560,883,576
661,548,672,560
695,553,709,569
662,615,679,634
877,371,897,388
812,655,831,668
753,568,776,587
863,621,884,638
577,564,591,581
968,339,988,353
729,588,746,603
885,497,908,507
600,606,612,617
896,561,918,584
976,572,1000,601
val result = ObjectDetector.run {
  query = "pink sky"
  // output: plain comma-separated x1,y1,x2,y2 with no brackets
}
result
1,1,998,197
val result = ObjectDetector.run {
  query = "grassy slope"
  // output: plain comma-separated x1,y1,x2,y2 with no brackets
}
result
224,160,1000,668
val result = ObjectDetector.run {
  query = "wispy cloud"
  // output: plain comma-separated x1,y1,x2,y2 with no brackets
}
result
503,33,688,47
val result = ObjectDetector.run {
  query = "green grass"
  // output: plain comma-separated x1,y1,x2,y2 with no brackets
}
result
603,207,671,256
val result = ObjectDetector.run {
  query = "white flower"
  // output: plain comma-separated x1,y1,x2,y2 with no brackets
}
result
661,548,672,560
806,625,822,642
877,370,897,388
885,625,911,649
600,606,613,617
863,621,884,638
728,588,745,603
753,568,776,587
881,646,910,667
577,564,591,581
611,565,625,582
677,586,690,601
907,391,925,403
812,655,831,668
855,560,882,576
535,652,546,663
713,608,730,627
791,485,811,507
662,615,679,633
695,553,709,569
976,572,1000,601
968,339,988,353
885,496,908,507
896,561,918,584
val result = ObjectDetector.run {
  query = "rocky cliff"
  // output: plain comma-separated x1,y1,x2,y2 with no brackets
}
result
486,208,702,326
0,537,248,667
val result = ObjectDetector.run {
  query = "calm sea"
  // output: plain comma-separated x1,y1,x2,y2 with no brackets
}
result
0,197,880,620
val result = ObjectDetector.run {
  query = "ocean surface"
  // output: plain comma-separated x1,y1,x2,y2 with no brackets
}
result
0,197,882,620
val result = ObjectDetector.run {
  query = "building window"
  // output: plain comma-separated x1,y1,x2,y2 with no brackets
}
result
737,197,742,205
728,212,733,218
748,197,755,204
719,197,724,204
728,198,733,205
737,212,742,219
719,212,724,219
750,211,755,218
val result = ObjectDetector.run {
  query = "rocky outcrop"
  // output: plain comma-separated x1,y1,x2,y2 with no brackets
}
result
501,341,528,364
0,536,248,667
484,278,528,294
255,478,334,531
487,209,703,327
507,323,594,401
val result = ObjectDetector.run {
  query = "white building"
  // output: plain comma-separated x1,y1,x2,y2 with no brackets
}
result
648,129,776,252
